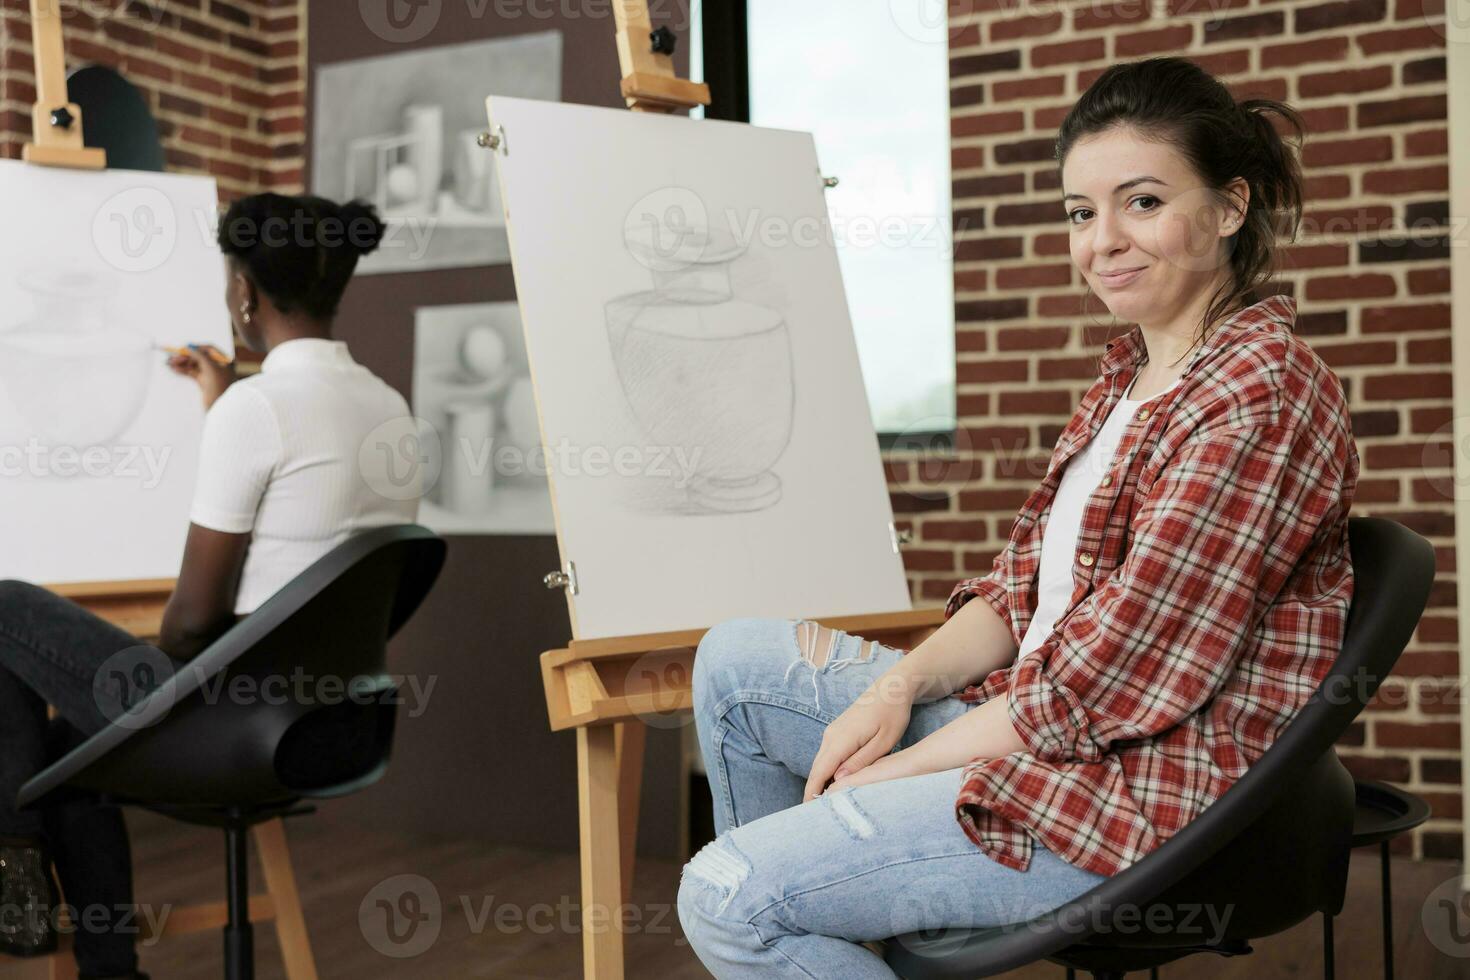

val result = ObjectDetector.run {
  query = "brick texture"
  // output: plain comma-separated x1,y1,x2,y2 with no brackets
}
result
0,0,305,198
902,0,1457,860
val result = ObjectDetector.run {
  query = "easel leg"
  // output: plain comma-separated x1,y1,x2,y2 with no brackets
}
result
578,724,627,979
253,819,319,980
615,721,646,909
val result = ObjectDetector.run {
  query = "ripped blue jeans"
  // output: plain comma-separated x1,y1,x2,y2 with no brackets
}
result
678,617,1109,979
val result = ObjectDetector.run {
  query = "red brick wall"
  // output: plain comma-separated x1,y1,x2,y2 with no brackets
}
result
0,0,305,198
894,0,1457,859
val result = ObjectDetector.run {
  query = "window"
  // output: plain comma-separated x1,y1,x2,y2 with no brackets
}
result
697,1,956,439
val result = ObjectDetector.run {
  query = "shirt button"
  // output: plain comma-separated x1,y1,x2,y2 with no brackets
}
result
1099,473,1112,488
1078,551,1095,567
1136,408,1151,421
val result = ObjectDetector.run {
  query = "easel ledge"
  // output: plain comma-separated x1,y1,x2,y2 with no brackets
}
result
50,579,175,638
541,607,948,731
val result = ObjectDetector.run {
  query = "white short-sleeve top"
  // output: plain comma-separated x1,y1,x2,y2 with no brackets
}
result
189,338,421,613
1016,371,1181,658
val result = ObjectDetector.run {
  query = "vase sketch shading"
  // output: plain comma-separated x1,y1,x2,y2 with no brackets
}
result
605,223,795,513
0,269,153,447
412,302,555,535
312,32,562,275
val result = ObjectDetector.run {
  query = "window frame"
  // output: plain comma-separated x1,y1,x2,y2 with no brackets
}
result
698,0,957,452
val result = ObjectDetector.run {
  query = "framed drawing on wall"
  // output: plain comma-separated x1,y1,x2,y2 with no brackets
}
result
311,31,563,276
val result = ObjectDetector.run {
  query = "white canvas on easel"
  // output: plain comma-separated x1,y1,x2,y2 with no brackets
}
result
0,161,232,584
486,96,911,639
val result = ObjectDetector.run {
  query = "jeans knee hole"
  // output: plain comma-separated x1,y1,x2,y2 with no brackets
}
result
825,788,876,840
682,835,752,916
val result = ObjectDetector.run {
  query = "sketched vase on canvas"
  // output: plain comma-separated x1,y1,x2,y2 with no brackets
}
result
0,269,152,447
605,222,794,513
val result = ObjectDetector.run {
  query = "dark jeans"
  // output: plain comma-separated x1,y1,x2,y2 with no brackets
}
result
0,579,148,977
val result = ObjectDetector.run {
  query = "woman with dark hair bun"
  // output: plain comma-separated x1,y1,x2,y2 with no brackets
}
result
678,58,1358,978
0,195,413,979
212,193,388,333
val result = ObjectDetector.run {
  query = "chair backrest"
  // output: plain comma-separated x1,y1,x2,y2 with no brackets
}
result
885,517,1435,975
19,524,447,812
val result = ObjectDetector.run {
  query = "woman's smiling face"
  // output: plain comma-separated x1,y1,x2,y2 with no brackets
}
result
1061,126,1247,332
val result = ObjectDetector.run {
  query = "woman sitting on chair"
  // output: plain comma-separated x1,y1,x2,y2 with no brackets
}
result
0,195,419,979
678,57,1359,978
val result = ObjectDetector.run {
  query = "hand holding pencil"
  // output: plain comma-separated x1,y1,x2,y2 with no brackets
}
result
157,343,232,366
164,343,237,412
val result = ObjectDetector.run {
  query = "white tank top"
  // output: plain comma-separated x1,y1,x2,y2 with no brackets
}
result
1016,373,1180,658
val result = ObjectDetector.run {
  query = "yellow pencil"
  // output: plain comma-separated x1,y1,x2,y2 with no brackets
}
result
157,344,232,366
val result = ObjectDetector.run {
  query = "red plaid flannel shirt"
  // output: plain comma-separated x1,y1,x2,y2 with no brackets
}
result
946,294,1358,878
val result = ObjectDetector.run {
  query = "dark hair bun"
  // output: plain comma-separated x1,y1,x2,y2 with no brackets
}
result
215,193,384,321
338,199,387,257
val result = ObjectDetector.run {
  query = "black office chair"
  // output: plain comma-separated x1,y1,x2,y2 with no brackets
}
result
19,524,447,980
884,516,1435,980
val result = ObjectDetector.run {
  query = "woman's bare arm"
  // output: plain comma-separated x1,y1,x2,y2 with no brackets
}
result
887,597,1020,705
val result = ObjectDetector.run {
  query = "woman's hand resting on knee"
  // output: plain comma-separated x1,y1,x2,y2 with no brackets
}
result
802,602,1028,802
803,675,915,802
806,690,1032,800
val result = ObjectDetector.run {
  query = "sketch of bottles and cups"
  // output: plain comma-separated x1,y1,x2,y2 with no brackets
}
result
0,268,153,449
344,103,504,229
605,220,794,513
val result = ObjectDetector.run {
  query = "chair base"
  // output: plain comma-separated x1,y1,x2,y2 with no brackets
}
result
225,821,254,980
36,812,318,980
211,806,316,980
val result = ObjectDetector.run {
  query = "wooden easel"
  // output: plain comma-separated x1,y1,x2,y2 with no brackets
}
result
611,0,710,113
537,10,944,976
17,4,316,977
26,4,154,632
21,0,103,170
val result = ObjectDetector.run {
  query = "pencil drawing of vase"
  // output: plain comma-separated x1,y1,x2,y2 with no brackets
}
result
605,222,794,513
0,269,153,448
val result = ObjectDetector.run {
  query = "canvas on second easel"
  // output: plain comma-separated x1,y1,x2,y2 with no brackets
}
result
487,96,911,639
